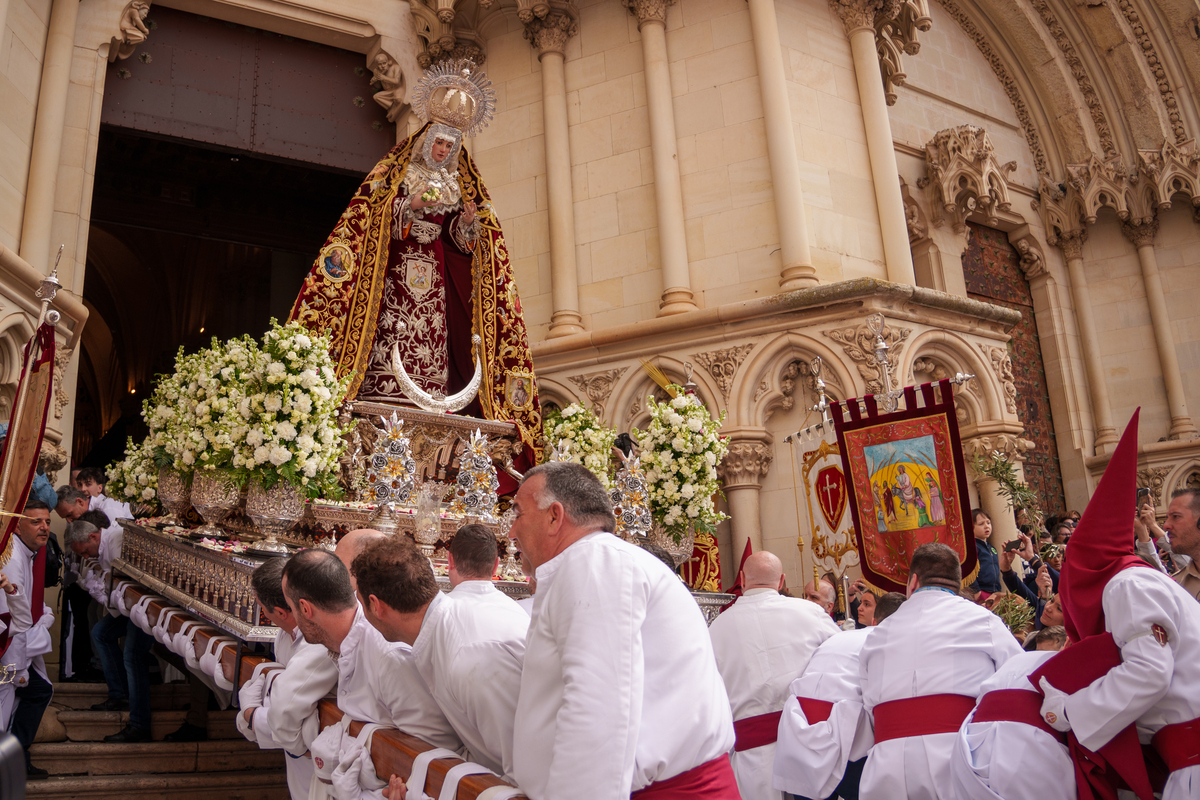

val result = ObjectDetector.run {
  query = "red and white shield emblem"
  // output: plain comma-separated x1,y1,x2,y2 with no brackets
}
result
1152,624,1169,646
816,466,847,530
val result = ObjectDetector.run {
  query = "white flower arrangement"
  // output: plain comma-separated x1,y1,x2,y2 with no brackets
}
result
105,437,159,504
543,403,617,490
230,321,351,499
143,320,350,499
634,389,728,540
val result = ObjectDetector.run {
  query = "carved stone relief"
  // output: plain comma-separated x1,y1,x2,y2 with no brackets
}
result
1136,466,1171,507
1066,153,1142,224
369,52,408,123
54,347,73,420
963,432,1035,461
823,320,911,395
718,441,774,488
1138,140,1200,211
623,0,676,28
923,125,1016,233
566,366,628,417
692,344,754,401
979,344,1018,415
1113,0,1187,144
111,0,151,62
524,10,578,55
1014,238,1047,280
39,441,69,485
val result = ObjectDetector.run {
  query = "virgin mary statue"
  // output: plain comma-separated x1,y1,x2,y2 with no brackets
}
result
289,60,541,467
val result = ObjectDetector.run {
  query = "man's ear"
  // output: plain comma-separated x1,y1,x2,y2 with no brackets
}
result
298,597,315,619
447,553,457,571
776,574,786,592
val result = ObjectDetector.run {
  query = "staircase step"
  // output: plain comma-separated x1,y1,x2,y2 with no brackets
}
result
53,682,195,711
25,768,289,799
57,709,241,742
30,738,284,776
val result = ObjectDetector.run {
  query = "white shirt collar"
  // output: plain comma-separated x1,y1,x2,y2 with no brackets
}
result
450,580,497,595
742,587,779,597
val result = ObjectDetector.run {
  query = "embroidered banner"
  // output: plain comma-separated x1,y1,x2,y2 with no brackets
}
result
830,380,974,593
0,322,56,572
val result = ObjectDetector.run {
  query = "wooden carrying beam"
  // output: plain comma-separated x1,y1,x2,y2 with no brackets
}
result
119,583,527,800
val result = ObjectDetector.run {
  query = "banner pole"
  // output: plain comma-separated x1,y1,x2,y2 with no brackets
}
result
0,245,62,513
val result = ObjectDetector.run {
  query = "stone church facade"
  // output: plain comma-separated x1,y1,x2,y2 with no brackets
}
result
0,0,1197,584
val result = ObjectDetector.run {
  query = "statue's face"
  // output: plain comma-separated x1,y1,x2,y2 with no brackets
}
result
431,139,452,163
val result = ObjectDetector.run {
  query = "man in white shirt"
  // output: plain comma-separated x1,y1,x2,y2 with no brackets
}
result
239,557,339,800
509,461,738,800
353,535,527,777
802,580,837,621
857,543,1021,800
448,523,524,611
77,467,133,524
775,592,905,800
0,498,56,779
281,549,460,750
708,550,839,800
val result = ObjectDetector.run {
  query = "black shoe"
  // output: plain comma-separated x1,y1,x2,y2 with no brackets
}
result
91,697,129,712
163,722,207,742
104,724,151,743
26,765,49,780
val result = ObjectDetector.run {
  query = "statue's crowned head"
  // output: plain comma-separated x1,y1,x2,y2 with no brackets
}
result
410,59,496,172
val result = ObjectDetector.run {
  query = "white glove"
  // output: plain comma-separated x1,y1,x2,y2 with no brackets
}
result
238,672,268,711
235,706,256,742
1038,676,1072,733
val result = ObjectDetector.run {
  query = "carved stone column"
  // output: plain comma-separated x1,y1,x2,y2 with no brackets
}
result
964,433,1032,550
718,434,774,557
746,0,816,290
526,12,585,338
625,0,698,315
831,0,916,285
19,0,84,276
1058,228,1119,451
1122,218,1197,439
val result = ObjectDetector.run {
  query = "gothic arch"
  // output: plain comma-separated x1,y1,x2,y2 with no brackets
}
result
606,357,723,433
900,329,1009,423
533,376,581,414
733,333,858,431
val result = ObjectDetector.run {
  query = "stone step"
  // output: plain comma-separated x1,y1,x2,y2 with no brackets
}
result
30,738,284,776
56,708,240,742
25,769,289,799
52,682,195,711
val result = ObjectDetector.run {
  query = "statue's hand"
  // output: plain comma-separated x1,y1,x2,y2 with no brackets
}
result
410,185,430,211
462,201,476,225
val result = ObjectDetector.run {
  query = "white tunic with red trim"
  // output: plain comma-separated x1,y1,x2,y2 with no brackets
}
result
858,587,1022,800
774,628,874,800
950,649,1074,800
1061,568,1200,800
707,587,839,800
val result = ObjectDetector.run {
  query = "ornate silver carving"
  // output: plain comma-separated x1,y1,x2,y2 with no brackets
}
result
246,479,305,554
390,331,483,413
157,468,191,526
191,472,242,538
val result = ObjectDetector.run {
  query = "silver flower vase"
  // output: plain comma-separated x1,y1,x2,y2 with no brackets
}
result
157,468,192,526
190,472,242,538
246,479,304,554
648,520,695,568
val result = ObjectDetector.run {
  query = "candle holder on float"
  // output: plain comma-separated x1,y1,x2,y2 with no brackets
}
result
412,480,450,557
495,507,523,581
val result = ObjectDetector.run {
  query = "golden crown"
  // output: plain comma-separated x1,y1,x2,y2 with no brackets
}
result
410,60,496,139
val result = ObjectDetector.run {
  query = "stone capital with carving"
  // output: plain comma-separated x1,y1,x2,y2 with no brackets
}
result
566,366,627,417
963,432,1035,463
830,0,886,32
623,0,676,29
1056,227,1087,261
718,441,774,488
693,344,754,402
524,10,578,56
1121,217,1159,248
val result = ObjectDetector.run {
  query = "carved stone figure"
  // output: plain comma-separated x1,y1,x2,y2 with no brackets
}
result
115,1,150,61
370,52,408,123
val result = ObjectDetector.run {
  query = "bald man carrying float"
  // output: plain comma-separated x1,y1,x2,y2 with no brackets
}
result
708,550,841,800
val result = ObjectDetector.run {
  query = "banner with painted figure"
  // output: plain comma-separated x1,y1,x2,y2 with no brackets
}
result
831,379,975,593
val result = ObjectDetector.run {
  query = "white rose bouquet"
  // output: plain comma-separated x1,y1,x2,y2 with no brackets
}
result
634,389,728,540
106,436,159,505
144,346,206,473
230,320,351,499
543,403,617,490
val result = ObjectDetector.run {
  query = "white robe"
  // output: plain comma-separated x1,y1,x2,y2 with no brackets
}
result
90,494,132,529
951,649,1074,800
858,587,1022,800
512,532,735,800
246,627,337,800
707,587,840,800
334,604,461,752
1061,568,1200,800
0,537,54,726
774,628,875,800
411,588,528,778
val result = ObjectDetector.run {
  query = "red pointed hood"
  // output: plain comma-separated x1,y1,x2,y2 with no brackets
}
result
1060,409,1149,642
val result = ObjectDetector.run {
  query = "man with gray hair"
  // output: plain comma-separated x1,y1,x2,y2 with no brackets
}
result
509,461,738,800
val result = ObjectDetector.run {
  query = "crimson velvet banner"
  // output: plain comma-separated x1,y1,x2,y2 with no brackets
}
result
0,322,55,573
830,380,975,593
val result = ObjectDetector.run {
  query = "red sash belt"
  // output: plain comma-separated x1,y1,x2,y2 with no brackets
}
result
1152,719,1200,773
733,710,782,752
972,688,1063,740
798,697,834,725
631,755,741,799
873,693,976,743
